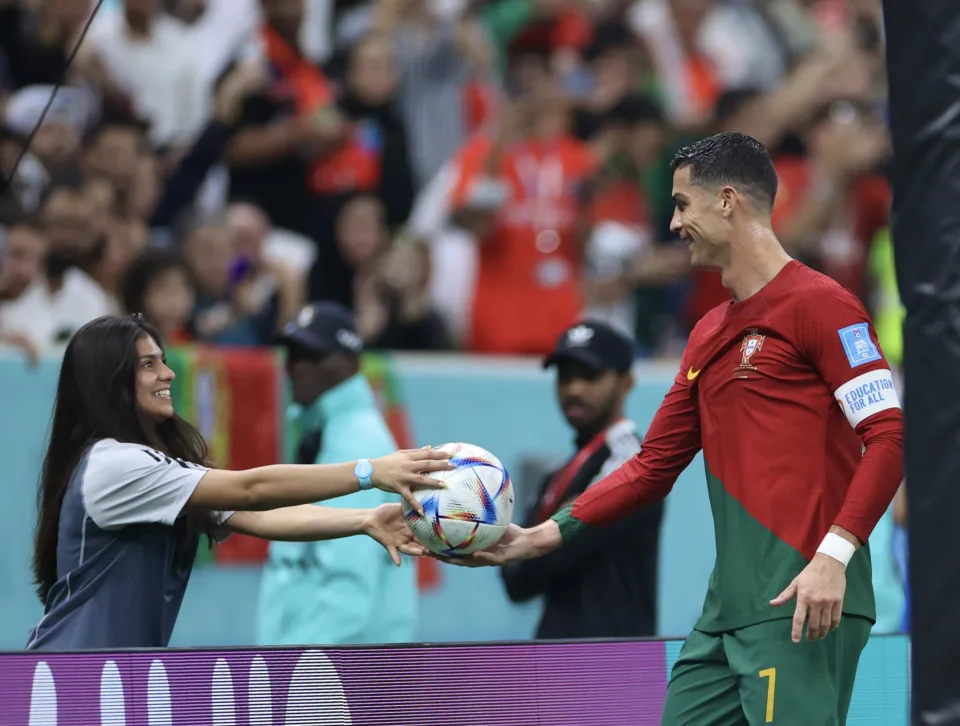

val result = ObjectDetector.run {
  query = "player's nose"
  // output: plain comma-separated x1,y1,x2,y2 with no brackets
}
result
669,214,682,234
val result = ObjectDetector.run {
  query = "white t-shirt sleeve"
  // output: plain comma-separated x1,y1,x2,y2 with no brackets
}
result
81,439,211,530
587,421,641,489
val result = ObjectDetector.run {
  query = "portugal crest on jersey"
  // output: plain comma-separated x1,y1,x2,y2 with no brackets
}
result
736,330,765,373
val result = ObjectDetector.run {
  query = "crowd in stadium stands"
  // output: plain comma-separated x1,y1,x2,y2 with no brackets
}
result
0,0,910,627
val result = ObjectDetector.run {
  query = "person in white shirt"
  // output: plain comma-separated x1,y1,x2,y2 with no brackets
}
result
1,188,113,355
90,0,207,148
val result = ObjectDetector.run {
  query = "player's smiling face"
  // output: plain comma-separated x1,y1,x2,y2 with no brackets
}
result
669,166,730,269
134,335,175,421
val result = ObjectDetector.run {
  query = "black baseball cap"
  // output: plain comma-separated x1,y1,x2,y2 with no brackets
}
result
543,319,635,373
277,302,364,356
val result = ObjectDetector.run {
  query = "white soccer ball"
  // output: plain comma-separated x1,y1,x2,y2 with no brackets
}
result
402,442,515,556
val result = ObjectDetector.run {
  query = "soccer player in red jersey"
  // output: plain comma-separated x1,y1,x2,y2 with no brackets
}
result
416,132,904,725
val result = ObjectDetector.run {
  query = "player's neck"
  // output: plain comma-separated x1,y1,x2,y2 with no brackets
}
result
721,229,793,303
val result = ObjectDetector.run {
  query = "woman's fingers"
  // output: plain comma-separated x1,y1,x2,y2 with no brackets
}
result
412,475,446,489
398,486,425,516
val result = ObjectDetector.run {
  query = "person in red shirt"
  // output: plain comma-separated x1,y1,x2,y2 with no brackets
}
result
449,51,598,356
416,132,903,725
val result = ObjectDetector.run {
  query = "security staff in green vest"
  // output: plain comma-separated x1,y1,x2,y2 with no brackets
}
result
256,302,417,645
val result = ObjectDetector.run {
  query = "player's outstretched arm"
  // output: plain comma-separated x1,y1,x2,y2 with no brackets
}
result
418,365,703,567
186,447,453,515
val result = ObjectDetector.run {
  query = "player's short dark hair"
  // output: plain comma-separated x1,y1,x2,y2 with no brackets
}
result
32,315,216,605
671,132,778,211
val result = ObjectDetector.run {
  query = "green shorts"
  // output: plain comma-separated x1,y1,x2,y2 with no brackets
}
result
661,616,871,726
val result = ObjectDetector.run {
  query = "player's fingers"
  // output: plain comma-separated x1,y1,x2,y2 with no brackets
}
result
399,487,424,515
771,579,798,607
830,602,843,631
398,543,429,557
791,600,808,643
433,554,469,567
471,551,502,566
806,604,823,641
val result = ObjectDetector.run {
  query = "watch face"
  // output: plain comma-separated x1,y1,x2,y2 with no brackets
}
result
356,461,373,478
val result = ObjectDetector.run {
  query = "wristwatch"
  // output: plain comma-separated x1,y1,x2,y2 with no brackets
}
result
354,459,374,490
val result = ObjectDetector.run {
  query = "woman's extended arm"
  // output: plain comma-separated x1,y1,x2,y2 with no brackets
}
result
186,448,450,514
225,503,416,565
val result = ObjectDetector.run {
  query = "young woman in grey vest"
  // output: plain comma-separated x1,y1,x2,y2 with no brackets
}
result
27,314,449,650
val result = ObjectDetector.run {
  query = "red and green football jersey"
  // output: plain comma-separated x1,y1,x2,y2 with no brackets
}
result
553,261,903,633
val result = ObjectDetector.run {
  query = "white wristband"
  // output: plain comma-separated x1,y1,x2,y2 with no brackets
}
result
816,532,857,567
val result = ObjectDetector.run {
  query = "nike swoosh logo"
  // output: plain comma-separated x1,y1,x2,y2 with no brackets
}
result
686,368,701,381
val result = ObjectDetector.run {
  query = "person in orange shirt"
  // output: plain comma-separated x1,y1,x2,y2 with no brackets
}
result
448,51,602,356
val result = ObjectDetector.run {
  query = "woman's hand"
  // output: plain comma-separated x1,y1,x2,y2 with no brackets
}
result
371,446,452,513
363,503,420,565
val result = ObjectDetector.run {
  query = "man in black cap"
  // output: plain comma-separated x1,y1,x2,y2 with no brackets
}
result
255,301,417,646
500,319,663,638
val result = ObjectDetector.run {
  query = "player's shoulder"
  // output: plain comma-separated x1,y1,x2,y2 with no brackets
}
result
791,262,863,304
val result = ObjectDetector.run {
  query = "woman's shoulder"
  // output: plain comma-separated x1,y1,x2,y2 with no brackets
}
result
84,439,166,480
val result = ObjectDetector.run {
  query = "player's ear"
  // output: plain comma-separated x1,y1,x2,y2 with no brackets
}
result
719,186,737,218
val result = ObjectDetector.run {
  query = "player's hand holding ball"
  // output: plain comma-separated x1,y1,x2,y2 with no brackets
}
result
370,446,453,514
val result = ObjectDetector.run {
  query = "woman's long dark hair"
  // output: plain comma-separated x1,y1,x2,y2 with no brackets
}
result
32,315,216,605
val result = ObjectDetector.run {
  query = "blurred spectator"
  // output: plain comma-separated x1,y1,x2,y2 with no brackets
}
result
368,0,495,189
307,30,417,305
570,22,649,142
225,201,306,333
0,0,94,90
361,237,451,350
0,219,47,363
1,185,113,353
628,0,784,128
226,0,345,234
333,194,449,349
147,57,269,230
82,118,151,213
448,51,608,355
502,319,662,638
340,33,414,226
119,246,196,343
90,0,208,148
3,85,96,175
185,217,277,346
92,216,148,308
580,92,688,336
